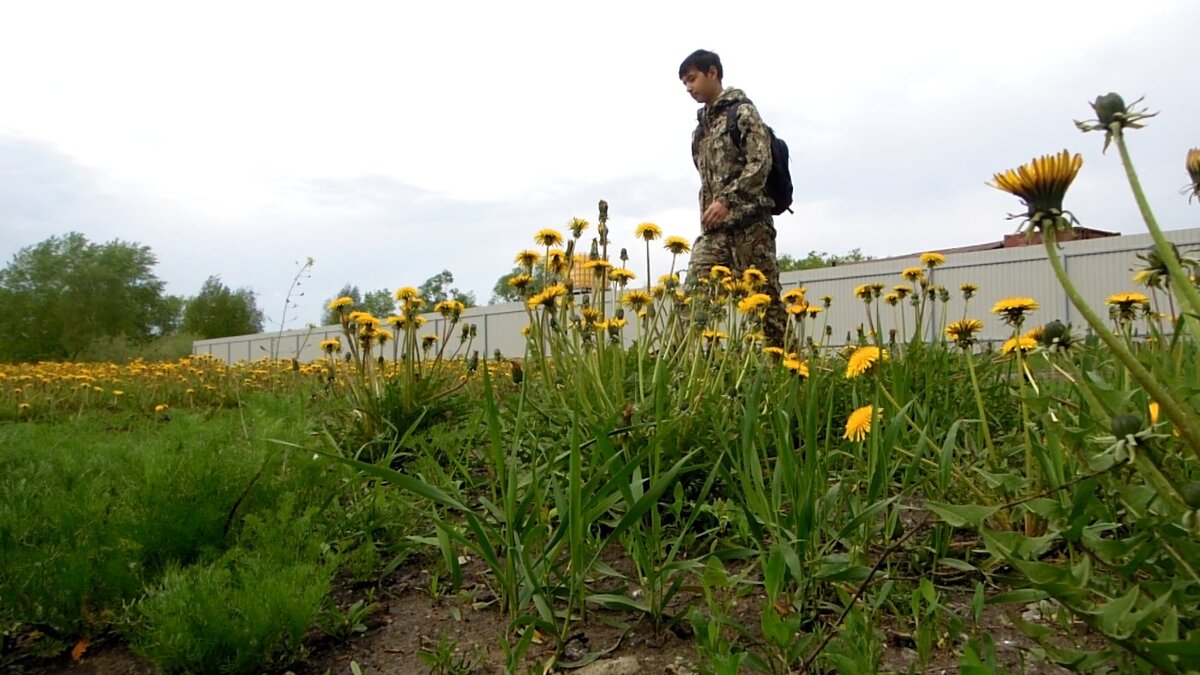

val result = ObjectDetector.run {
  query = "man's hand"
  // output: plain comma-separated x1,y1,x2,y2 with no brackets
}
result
701,200,729,233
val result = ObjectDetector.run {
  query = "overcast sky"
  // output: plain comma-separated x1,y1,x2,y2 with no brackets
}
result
2,0,1198,329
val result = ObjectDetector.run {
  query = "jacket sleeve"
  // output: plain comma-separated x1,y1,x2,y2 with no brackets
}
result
716,104,772,221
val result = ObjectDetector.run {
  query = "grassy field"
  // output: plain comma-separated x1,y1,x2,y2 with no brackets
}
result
4,131,1200,672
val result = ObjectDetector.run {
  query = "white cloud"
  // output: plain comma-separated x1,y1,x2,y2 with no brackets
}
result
2,0,1198,328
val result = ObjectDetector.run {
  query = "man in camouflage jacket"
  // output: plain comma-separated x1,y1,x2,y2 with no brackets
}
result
679,49,787,347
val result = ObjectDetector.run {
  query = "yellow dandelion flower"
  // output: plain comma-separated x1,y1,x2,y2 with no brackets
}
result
1186,148,1200,202
349,312,380,329
320,338,342,354
155,404,169,414
945,319,983,347
1001,336,1038,355
507,274,534,291
988,150,1083,229
515,249,542,268
883,293,899,306
781,288,806,304
664,236,691,254
585,259,614,274
1105,292,1150,308
737,293,772,314
845,346,887,378
807,307,823,318
702,329,728,341
991,297,1039,325
327,296,355,311
901,267,925,282
635,222,662,241
783,356,809,378
763,346,785,358
113,390,125,397
742,268,767,289
786,301,809,316
421,334,439,347
622,290,653,312
568,217,590,236
394,286,419,301
609,268,637,285
434,300,465,319
854,284,876,301
919,252,946,268
844,405,876,442
534,229,564,247
708,265,732,280
1149,401,1160,425
960,283,979,299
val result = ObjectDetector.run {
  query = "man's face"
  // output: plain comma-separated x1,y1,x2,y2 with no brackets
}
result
680,66,720,104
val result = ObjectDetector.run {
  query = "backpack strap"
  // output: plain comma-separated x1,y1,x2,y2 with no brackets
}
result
725,101,744,148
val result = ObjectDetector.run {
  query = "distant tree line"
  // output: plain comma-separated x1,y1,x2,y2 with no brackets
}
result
0,233,477,363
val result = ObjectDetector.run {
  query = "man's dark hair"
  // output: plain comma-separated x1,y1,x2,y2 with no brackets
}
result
678,49,722,80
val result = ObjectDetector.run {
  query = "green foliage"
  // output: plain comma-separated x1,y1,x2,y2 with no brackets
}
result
0,402,298,635
0,232,180,361
76,331,200,363
417,268,476,307
777,248,873,272
131,548,330,674
320,284,395,325
181,275,264,339
489,264,553,304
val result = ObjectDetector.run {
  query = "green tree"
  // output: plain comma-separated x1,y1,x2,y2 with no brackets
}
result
418,269,476,307
0,232,177,362
180,276,265,339
320,285,396,325
490,266,552,304
777,248,873,272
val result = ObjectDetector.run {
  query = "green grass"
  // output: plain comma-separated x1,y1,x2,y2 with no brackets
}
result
0,390,418,671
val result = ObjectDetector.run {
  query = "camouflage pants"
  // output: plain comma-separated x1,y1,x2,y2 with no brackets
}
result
686,215,787,348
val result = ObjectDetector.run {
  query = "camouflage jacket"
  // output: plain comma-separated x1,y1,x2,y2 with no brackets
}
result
692,87,774,228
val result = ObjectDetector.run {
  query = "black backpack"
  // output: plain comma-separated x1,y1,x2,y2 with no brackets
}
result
725,102,794,216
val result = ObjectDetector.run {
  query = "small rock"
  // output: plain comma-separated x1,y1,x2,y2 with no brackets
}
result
575,655,642,675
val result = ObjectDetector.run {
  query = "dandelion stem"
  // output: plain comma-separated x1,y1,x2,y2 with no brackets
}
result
1043,228,1200,461
1114,129,1200,342
963,348,998,468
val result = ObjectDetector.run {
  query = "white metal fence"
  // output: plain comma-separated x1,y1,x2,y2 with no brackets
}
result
192,227,1200,362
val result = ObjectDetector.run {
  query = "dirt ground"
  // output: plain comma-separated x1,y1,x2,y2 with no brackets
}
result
3,557,1099,675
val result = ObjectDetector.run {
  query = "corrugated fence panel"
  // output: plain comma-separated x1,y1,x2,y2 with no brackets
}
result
195,228,1200,362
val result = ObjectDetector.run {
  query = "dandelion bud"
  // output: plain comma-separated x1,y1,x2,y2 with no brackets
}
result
1090,92,1128,127
620,248,629,262
598,200,608,221
1110,413,1143,439
469,323,477,338
493,348,503,361
468,350,479,373
1074,93,1156,150
1181,482,1200,510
